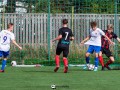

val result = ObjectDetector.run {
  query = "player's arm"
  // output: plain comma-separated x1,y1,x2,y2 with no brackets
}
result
12,40,22,50
52,35,62,42
70,33,74,41
103,35,114,44
11,34,22,50
113,33,120,43
100,29,114,44
52,29,62,42
116,37,120,43
80,36,90,44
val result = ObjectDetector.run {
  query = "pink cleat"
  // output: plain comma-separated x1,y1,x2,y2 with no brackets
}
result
64,67,68,73
0,70,4,72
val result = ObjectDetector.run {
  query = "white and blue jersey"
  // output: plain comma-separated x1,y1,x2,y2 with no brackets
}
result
85,28,105,46
0,30,15,57
85,28,105,53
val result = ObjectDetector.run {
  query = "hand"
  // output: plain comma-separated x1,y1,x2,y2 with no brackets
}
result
80,42,84,45
19,46,22,50
70,37,74,41
50,40,53,45
52,39,55,42
110,41,115,45
79,42,83,47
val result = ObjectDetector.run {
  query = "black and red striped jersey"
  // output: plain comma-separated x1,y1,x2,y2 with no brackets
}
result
101,30,117,49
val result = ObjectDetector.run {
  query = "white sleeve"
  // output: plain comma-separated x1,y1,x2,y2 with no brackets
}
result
99,29,105,36
10,33,15,40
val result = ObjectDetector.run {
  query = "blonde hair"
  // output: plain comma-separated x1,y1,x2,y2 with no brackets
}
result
107,24,113,29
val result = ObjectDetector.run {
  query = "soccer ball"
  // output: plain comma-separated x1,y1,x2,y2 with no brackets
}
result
51,84,56,89
11,61,17,66
88,64,95,70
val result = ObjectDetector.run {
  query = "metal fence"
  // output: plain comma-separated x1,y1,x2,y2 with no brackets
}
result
0,0,120,65
0,14,119,45
0,13,120,65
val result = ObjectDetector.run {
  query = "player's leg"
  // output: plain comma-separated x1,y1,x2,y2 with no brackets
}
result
83,45,94,69
0,51,3,72
94,53,99,71
105,56,114,70
98,49,105,70
0,51,9,72
63,47,69,73
98,51,105,70
63,57,68,73
104,49,113,70
54,47,62,72
85,52,90,65
83,52,91,69
94,46,101,71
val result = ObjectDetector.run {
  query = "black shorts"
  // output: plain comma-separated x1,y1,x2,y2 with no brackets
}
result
56,44,69,57
101,47,113,58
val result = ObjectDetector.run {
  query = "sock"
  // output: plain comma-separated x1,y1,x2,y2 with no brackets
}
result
98,56,104,67
105,60,113,67
63,58,68,67
1,60,7,70
55,55,60,67
86,57,90,64
94,57,99,67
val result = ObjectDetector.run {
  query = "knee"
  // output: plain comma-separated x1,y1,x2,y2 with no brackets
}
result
85,53,89,57
110,57,115,62
111,59,114,62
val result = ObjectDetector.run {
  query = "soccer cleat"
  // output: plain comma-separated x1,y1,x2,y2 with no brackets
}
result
0,70,4,72
101,66,105,71
105,65,111,70
64,67,68,73
93,67,98,71
83,64,89,70
54,67,59,72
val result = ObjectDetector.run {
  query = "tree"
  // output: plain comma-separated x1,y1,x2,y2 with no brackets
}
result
6,0,16,13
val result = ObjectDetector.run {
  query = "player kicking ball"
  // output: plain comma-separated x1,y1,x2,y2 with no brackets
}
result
52,19,74,73
99,24,120,70
80,21,114,71
0,23,22,72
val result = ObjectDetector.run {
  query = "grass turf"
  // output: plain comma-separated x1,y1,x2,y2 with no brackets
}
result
0,66,120,90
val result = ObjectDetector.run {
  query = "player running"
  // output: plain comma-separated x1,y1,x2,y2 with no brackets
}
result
52,19,74,73
80,21,114,71
99,24,120,70
0,23,22,72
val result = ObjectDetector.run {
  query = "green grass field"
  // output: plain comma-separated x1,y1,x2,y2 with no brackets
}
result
0,66,120,90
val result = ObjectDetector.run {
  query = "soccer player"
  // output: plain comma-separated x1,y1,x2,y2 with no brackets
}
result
52,19,74,73
0,23,22,72
80,21,114,71
99,24,120,70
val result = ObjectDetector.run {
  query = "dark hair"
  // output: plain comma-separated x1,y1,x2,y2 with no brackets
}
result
62,19,68,24
7,23,14,28
90,21,97,27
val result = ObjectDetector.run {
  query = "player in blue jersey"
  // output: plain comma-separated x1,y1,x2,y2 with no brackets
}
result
52,19,74,73
0,23,22,72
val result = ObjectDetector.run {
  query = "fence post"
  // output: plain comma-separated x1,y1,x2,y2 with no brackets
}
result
114,0,118,60
47,0,51,63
